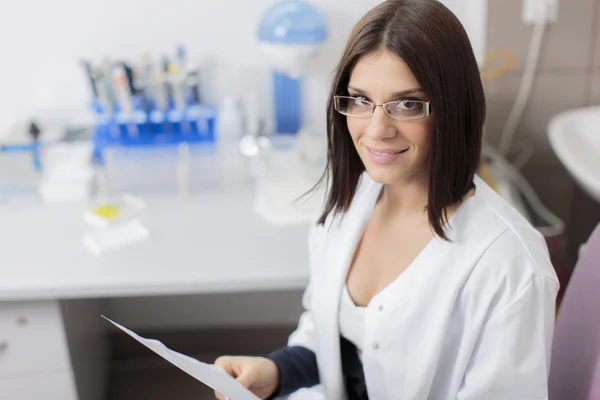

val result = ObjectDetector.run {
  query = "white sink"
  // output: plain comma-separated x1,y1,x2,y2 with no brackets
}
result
548,106,600,203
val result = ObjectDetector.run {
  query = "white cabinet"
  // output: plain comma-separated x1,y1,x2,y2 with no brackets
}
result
0,301,71,375
0,371,77,400
0,301,77,400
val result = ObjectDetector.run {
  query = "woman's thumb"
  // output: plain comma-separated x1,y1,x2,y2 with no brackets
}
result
236,372,253,389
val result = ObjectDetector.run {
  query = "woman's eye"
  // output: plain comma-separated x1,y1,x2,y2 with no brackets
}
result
352,97,370,107
397,100,417,110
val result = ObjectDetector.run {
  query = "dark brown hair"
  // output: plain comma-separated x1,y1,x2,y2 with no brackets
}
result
316,0,485,240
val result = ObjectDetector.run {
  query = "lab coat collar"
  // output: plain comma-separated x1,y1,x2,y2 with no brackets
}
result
314,176,382,400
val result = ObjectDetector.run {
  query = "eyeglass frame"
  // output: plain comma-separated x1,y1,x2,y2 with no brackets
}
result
333,95,432,121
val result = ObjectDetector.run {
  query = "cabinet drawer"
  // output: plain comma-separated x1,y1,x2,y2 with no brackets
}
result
0,301,71,376
0,371,77,400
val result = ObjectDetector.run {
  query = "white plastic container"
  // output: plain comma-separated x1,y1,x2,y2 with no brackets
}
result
216,97,245,143
254,134,325,225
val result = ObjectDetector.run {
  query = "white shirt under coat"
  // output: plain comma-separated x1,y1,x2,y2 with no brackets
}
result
287,173,559,400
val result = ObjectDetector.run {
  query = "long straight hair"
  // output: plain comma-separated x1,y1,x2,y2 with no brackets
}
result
315,0,485,240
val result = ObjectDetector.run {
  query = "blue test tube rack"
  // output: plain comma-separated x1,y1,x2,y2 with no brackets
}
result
91,102,217,165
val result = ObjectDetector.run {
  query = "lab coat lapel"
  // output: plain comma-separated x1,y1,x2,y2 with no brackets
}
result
315,178,382,400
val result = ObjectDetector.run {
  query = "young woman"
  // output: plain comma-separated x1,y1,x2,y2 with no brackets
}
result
215,1,559,399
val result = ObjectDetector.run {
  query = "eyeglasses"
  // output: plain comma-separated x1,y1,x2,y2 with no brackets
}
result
334,95,431,121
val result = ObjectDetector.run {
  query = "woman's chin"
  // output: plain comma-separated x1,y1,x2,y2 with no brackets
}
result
365,162,428,186
365,165,403,185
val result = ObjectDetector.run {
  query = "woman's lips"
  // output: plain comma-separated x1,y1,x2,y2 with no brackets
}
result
365,145,409,164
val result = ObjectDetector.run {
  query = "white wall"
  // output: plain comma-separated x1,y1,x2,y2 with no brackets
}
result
0,0,484,138
0,0,381,137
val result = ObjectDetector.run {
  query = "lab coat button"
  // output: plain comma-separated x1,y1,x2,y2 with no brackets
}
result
378,304,384,312
373,343,380,350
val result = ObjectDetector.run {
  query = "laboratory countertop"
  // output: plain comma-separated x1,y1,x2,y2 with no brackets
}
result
0,185,310,302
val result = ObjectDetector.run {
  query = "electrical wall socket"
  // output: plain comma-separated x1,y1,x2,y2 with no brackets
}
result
523,0,559,24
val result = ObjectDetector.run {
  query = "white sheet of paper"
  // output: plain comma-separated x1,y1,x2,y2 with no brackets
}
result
102,316,261,400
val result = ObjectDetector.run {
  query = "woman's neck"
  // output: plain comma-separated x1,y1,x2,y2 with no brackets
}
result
379,170,430,218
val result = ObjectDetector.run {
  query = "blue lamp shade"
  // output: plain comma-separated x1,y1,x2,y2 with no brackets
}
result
258,0,327,45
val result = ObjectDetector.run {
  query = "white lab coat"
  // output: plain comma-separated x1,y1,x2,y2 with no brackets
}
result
286,173,559,400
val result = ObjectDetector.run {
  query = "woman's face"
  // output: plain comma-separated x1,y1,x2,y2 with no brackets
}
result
346,50,434,185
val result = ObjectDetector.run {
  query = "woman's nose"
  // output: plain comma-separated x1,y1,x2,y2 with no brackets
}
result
364,106,396,139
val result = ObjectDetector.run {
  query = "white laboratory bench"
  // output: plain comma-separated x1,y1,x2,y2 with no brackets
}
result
0,183,310,400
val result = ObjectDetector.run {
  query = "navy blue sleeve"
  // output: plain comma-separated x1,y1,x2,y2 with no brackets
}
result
264,346,320,398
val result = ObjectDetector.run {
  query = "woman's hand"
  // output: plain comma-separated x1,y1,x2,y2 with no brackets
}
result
213,356,280,400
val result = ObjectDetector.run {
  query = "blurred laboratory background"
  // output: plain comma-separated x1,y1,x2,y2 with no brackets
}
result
0,0,599,399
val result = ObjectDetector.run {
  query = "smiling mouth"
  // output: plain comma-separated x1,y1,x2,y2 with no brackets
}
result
363,145,410,165
366,147,410,156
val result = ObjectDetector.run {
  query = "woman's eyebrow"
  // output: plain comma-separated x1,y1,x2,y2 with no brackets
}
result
391,88,426,97
347,85,368,95
347,85,425,98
